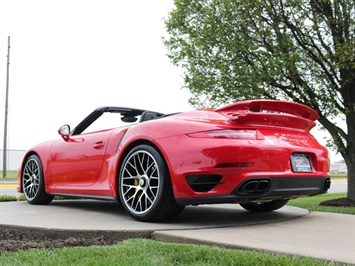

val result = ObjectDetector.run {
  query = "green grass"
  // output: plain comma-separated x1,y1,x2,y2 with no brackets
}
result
0,195,21,202
0,238,344,266
287,193,355,214
0,170,18,179
330,173,347,178
0,194,80,202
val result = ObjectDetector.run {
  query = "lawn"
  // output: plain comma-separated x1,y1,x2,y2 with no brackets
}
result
287,193,355,214
0,170,18,179
0,238,343,266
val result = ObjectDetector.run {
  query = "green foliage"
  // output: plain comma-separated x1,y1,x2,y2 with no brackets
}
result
164,0,355,199
0,238,342,266
164,0,354,111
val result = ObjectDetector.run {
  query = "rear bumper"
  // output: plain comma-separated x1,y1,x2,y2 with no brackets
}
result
176,176,331,206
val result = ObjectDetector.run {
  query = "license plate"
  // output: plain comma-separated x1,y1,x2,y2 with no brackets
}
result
290,154,313,172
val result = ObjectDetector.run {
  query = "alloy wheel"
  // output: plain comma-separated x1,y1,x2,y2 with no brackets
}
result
120,150,160,215
23,157,40,200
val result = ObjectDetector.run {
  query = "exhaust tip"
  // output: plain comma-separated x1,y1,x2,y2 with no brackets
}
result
237,178,271,195
324,178,331,191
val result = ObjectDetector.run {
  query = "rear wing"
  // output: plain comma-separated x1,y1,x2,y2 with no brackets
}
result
215,100,318,131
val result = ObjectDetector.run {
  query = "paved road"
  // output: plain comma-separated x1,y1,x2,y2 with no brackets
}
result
329,179,348,193
0,184,20,197
0,179,348,197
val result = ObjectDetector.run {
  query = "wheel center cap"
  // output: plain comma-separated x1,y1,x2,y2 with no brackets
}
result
139,178,145,186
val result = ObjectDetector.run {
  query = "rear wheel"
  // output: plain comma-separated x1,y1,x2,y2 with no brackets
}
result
240,199,288,212
118,144,184,222
22,155,54,204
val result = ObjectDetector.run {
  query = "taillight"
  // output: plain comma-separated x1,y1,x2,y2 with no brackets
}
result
187,129,263,139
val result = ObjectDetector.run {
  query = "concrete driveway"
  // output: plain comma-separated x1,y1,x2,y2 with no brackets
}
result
1,200,354,264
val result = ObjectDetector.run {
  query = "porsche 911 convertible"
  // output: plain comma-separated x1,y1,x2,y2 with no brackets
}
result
17,100,331,222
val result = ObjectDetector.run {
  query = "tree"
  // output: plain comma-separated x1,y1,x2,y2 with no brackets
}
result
164,0,355,201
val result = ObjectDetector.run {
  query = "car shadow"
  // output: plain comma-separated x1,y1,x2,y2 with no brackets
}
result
49,199,307,228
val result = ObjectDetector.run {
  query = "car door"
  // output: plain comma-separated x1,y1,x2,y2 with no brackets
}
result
48,129,113,187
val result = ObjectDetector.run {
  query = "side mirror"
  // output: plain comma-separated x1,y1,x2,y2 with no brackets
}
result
58,124,71,141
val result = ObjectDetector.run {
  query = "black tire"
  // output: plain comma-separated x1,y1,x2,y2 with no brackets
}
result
22,155,54,205
118,144,184,222
240,199,289,212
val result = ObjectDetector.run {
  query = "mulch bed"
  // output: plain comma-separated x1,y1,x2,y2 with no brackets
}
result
0,237,114,253
0,225,151,254
320,197,355,207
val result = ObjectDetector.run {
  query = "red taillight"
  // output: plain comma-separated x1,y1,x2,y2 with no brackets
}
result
187,129,263,140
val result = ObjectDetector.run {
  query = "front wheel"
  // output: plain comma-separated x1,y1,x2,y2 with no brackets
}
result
22,155,54,204
240,199,289,212
118,144,184,222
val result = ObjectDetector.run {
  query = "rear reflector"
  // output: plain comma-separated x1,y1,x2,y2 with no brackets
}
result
215,162,254,168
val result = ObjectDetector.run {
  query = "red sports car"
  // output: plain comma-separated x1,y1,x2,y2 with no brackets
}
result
18,100,330,222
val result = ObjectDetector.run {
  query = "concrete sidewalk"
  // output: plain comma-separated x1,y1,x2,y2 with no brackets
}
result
153,212,355,264
0,200,354,264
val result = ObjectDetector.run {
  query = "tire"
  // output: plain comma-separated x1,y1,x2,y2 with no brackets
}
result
118,144,184,222
240,199,289,212
22,155,54,205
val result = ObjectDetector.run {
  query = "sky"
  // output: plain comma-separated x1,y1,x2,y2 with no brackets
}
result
0,0,192,149
0,0,343,162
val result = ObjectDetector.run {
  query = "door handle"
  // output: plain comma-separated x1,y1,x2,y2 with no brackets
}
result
93,141,105,149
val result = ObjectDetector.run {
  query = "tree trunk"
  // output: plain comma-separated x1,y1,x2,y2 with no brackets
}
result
347,162,355,201
341,67,355,201
345,80,355,200
346,143,355,200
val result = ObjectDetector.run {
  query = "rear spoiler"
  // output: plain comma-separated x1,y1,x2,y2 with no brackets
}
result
215,100,318,130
